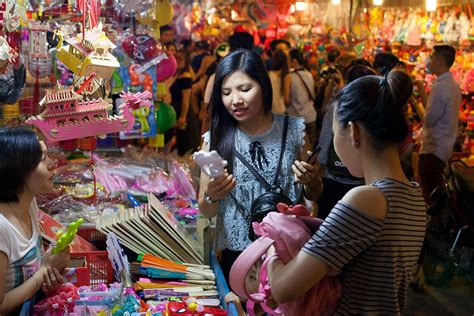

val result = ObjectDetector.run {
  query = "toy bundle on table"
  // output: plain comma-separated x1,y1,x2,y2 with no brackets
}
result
37,149,200,236
31,232,228,316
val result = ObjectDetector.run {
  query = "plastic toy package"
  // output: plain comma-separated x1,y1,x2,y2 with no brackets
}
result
38,151,199,226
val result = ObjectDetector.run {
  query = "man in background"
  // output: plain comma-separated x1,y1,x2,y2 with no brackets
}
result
415,45,461,205
160,25,174,44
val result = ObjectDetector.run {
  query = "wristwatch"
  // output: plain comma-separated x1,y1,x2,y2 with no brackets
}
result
203,191,217,205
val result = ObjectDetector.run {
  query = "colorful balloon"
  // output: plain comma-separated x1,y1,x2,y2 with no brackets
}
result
156,54,176,82
155,101,176,133
28,0,64,11
113,0,154,15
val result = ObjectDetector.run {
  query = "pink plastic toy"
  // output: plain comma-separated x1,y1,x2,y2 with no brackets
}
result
461,68,474,93
230,203,342,316
26,87,152,142
34,283,80,315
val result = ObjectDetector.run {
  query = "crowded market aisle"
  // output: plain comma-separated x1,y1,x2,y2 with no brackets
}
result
0,0,473,315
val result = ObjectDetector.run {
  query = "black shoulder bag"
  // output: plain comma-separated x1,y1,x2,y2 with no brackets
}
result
232,116,293,241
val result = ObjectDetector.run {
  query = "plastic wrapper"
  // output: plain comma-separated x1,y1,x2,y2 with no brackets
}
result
38,149,199,226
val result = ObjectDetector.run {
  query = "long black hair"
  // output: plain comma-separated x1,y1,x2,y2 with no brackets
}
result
209,49,272,173
335,70,413,149
270,51,289,93
289,49,308,70
0,127,42,202
175,49,192,77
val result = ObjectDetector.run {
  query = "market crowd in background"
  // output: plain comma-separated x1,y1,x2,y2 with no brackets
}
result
160,24,461,204
156,22,461,298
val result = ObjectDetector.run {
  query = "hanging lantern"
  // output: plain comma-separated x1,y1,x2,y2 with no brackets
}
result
373,0,383,5
426,0,437,12
331,0,341,5
295,2,308,11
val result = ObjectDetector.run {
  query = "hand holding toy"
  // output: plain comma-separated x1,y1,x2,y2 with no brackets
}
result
193,150,228,178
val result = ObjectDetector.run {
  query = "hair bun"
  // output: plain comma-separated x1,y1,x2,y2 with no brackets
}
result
335,71,412,146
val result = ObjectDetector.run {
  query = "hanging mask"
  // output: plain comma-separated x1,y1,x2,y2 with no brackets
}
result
122,35,159,64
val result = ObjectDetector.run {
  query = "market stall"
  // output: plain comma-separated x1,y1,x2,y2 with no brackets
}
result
0,0,472,315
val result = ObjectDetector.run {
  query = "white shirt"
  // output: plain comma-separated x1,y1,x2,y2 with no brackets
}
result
0,199,42,292
269,71,286,114
288,69,317,124
420,72,461,161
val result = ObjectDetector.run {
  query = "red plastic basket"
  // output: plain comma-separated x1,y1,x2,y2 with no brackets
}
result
77,227,107,242
71,251,114,286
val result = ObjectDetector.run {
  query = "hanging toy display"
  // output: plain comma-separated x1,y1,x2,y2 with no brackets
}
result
0,64,26,105
155,100,176,134
0,35,17,71
136,0,174,39
113,0,154,15
119,91,156,139
27,21,52,78
0,33,24,106
122,34,159,64
155,52,176,82
26,86,153,142
57,24,120,80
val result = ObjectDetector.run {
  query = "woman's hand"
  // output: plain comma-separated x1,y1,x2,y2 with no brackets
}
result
292,157,321,186
175,116,187,128
41,247,70,273
41,268,64,295
293,150,323,201
206,169,236,201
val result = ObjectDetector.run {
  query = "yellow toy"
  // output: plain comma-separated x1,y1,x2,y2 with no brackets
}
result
134,107,151,133
57,24,120,80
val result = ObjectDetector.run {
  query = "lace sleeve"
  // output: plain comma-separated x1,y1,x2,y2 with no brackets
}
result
291,116,306,152
202,131,210,145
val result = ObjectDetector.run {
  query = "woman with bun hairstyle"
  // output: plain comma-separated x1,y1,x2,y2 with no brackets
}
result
266,71,427,314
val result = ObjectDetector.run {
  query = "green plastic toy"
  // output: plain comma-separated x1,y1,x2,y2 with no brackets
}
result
53,218,84,254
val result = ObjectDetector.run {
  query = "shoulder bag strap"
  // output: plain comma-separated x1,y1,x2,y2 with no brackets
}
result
234,150,271,190
234,115,290,189
294,70,315,103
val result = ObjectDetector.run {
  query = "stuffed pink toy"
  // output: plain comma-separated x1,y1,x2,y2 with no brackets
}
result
229,203,342,316
35,283,80,315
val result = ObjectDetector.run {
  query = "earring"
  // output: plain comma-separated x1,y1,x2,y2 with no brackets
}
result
354,141,360,148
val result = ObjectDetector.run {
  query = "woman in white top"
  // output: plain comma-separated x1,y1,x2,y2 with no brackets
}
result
0,127,70,315
268,51,291,114
288,49,318,144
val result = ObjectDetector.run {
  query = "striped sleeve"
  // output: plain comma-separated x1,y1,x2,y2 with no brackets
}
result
303,201,384,270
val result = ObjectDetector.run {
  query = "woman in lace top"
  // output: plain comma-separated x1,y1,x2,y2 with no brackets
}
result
198,50,322,281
